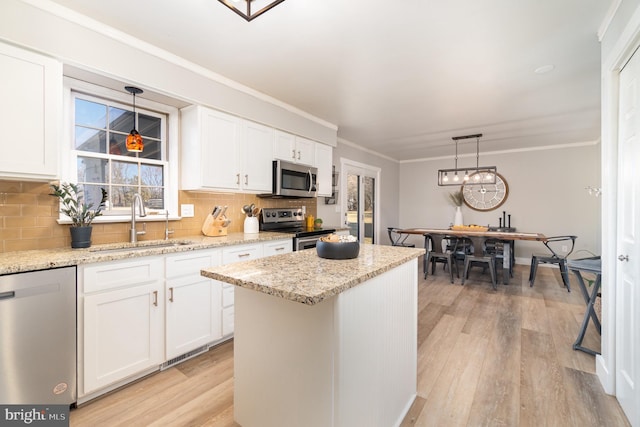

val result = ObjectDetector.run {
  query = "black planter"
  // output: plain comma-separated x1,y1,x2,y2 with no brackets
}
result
70,226,92,248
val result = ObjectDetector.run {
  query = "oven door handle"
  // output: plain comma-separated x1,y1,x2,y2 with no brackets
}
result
297,235,321,245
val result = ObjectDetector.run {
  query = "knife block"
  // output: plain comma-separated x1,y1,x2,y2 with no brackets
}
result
201,214,228,237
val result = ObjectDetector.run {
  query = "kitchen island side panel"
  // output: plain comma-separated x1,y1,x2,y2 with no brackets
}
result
233,258,417,427
234,286,335,427
334,258,417,427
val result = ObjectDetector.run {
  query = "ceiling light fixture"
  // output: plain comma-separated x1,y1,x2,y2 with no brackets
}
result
125,86,144,153
217,0,286,21
437,133,497,186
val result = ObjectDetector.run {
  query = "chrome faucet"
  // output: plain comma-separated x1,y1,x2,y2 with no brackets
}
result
130,193,147,243
164,210,174,240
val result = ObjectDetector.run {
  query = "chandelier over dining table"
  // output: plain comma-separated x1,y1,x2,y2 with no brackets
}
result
437,133,497,186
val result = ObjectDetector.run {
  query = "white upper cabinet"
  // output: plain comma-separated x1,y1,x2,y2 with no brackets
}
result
241,121,274,192
181,106,273,192
315,143,333,197
274,130,315,166
0,42,61,180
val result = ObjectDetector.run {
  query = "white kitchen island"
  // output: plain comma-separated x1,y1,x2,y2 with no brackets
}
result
201,243,424,427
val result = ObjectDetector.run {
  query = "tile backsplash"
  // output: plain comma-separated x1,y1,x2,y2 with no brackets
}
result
0,180,317,253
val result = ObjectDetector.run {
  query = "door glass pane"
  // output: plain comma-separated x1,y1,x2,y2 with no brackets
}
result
364,176,375,244
347,173,360,239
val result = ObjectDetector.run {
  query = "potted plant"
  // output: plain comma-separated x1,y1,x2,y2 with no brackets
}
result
50,182,107,248
448,189,464,226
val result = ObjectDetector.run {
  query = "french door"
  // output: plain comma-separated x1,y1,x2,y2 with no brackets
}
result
616,45,640,426
341,160,380,244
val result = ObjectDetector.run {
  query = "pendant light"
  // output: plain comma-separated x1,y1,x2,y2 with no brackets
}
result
217,0,286,22
437,133,497,186
125,86,144,153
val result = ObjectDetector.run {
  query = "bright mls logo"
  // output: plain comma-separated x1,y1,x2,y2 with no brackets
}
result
1,405,69,426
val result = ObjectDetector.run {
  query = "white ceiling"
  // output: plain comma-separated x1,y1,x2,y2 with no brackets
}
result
49,0,611,160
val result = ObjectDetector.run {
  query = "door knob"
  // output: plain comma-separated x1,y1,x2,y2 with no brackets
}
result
618,254,629,261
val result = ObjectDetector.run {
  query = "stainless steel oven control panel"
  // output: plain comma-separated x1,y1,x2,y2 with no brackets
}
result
260,208,304,224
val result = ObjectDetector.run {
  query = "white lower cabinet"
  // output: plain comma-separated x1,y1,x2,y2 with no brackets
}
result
81,258,164,395
78,239,291,401
165,249,222,360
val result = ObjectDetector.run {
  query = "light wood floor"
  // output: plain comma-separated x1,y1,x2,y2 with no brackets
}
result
70,262,629,427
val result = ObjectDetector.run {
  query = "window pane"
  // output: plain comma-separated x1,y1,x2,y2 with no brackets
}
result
112,161,139,185
139,139,161,160
77,157,108,184
143,187,164,210
76,126,106,153
109,107,133,133
110,186,138,209
141,164,164,187
75,99,106,129
80,184,107,212
139,114,161,139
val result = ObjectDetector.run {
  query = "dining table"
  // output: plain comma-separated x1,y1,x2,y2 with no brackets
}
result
397,228,547,285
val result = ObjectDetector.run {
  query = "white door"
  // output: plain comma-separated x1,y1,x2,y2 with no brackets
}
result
616,46,640,426
341,160,380,244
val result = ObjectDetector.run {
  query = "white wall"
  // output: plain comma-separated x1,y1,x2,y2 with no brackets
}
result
399,143,601,262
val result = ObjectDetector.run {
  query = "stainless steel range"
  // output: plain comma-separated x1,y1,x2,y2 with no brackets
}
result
259,208,335,251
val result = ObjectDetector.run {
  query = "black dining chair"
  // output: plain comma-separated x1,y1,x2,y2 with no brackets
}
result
387,227,415,247
485,238,515,279
423,233,454,283
462,235,497,290
529,235,577,292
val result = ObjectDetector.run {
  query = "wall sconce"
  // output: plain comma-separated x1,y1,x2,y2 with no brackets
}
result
217,0,286,21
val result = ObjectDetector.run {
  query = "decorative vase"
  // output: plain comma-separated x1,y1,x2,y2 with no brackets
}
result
454,206,463,226
70,226,92,248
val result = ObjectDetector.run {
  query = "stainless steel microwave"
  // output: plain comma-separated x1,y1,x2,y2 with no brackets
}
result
272,160,317,198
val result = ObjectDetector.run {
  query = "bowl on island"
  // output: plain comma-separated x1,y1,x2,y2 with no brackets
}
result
316,234,360,259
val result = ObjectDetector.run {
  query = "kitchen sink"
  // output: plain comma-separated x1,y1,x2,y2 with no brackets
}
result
89,240,195,253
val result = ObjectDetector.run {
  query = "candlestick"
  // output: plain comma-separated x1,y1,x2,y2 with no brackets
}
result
508,214,511,228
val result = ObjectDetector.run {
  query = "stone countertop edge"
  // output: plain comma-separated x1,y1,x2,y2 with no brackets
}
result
0,232,293,275
201,244,425,306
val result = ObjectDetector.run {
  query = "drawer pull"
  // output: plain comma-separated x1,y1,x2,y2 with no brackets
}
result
275,247,284,251
238,253,251,258
0,291,15,300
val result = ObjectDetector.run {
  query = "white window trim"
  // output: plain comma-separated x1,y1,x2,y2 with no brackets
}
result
61,77,180,223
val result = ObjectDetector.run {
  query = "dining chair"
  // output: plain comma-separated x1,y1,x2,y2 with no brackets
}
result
446,236,471,278
529,235,577,292
423,233,454,283
462,235,497,290
485,238,515,279
387,227,415,247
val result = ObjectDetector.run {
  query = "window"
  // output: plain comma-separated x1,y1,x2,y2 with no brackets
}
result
62,79,178,221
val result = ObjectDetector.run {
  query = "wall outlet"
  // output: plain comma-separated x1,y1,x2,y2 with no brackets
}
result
181,204,195,217
561,245,568,253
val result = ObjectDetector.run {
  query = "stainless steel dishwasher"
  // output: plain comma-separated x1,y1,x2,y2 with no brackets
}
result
0,266,77,405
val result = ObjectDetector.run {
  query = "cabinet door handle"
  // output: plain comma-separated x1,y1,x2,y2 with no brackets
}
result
297,150,301,160
292,149,296,160
169,287,174,302
618,254,629,262
245,174,248,185
153,290,158,306
236,173,240,185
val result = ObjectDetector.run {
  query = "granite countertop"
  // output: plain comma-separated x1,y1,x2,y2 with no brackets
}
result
0,232,293,275
201,244,425,305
